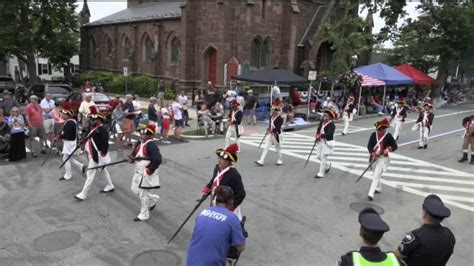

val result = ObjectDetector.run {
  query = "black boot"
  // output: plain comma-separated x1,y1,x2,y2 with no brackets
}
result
471,155,474,165
458,153,468,163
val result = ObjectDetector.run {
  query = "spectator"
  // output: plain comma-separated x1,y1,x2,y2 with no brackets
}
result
24,95,46,157
7,107,26,161
368,95,384,115
282,98,295,124
243,90,257,125
194,89,205,111
211,100,225,134
112,100,124,151
122,94,136,146
198,104,216,136
78,94,95,128
186,186,246,266
160,102,171,144
0,89,20,116
291,88,301,107
157,80,166,106
178,90,190,127
17,88,29,105
109,96,121,110
132,94,143,129
205,81,217,107
147,97,159,126
171,96,184,140
234,81,243,96
0,111,10,160
84,80,92,92
224,87,237,116
40,93,55,150
51,98,65,154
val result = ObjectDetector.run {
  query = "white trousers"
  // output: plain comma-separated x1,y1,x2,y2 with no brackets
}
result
419,126,429,146
62,154,83,180
131,172,160,220
392,119,403,140
316,142,331,177
257,134,282,164
343,113,351,134
368,157,389,198
77,158,114,199
225,125,240,150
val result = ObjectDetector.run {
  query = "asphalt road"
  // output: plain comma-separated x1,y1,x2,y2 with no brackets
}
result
0,103,472,265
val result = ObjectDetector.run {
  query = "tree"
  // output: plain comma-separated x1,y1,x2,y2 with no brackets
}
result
382,2,474,96
0,1,79,83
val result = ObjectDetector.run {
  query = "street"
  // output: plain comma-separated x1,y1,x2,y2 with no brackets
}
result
0,104,473,265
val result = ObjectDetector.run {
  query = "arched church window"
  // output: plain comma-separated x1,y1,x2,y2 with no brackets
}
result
251,37,262,68
144,37,155,61
171,37,181,64
261,38,271,67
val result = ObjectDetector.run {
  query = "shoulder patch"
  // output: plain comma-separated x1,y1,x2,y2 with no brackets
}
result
402,233,415,244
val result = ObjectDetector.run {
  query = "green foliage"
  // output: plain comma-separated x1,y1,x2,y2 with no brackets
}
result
79,71,159,97
316,2,374,79
0,1,79,81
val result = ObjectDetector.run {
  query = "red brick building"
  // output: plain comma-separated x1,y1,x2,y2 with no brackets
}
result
80,0,344,88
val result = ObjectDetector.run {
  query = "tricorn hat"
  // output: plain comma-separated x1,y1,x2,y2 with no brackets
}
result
138,124,156,135
61,108,75,117
87,105,105,120
374,117,390,130
215,143,239,163
323,108,338,120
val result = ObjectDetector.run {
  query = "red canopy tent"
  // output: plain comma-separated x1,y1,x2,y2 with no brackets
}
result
395,64,436,85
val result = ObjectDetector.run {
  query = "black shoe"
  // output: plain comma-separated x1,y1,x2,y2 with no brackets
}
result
314,174,323,179
74,195,84,201
31,152,38,158
185,124,191,127
100,188,115,193
341,132,346,136
417,146,423,149
396,136,399,141
368,196,374,201
254,161,263,166
375,190,381,194
81,165,87,175
150,204,157,211
40,149,48,154
423,144,427,149
325,163,331,174
133,217,144,222
458,154,468,162
59,177,67,181
470,156,474,165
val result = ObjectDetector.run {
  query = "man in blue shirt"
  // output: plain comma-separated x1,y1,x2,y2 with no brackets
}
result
186,186,246,266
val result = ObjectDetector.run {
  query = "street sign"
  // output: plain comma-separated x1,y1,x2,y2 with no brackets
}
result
123,67,128,77
308,70,317,81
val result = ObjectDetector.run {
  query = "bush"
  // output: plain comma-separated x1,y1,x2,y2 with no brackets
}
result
79,71,159,97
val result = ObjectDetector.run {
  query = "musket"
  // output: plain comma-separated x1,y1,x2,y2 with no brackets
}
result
355,155,380,183
42,123,67,167
304,140,318,168
168,192,210,244
58,131,93,169
87,157,150,171
258,131,269,149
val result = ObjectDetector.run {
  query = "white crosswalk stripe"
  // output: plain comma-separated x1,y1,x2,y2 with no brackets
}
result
240,132,474,213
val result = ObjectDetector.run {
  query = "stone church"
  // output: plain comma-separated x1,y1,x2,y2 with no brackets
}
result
80,0,345,88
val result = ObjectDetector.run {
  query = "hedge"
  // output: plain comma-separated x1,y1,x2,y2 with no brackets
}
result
79,71,161,97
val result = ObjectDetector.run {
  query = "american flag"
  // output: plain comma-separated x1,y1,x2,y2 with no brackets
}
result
355,72,386,87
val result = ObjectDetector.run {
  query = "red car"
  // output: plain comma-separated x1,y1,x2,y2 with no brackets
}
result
64,92,113,117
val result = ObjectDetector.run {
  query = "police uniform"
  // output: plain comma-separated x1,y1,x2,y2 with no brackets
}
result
75,107,115,201
314,109,337,178
458,115,474,164
367,118,398,201
202,144,246,220
415,103,434,149
338,207,403,266
130,124,162,222
397,195,455,266
225,100,243,152
390,101,408,140
255,105,284,166
59,109,84,181
342,97,355,136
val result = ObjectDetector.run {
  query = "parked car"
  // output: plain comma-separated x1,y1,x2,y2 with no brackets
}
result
0,76,16,96
28,83,72,101
64,92,113,118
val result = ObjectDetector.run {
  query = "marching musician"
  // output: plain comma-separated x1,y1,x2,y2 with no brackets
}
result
458,115,474,164
128,124,162,222
367,118,397,201
255,103,284,166
314,108,337,179
58,108,85,181
390,99,408,141
342,96,355,136
225,99,243,153
416,100,434,149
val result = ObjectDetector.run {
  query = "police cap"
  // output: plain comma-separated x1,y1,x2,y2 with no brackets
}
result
358,207,390,233
423,194,451,219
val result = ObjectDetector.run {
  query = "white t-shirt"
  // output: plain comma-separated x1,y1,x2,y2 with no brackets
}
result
40,98,56,119
171,101,183,120
178,95,188,110
132,100,142,114
225,90,237,103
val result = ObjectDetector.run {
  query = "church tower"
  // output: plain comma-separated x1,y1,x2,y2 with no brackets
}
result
80,0,91,25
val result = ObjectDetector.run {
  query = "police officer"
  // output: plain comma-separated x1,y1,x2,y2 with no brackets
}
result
338,207,403,265
395,194,455,265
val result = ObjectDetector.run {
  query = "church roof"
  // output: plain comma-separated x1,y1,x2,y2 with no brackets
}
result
87,2,183,26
